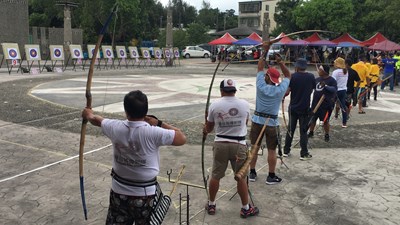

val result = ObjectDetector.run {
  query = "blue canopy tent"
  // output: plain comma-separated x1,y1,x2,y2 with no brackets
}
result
337,42,362,48
233,37,261,46
308,40,337,47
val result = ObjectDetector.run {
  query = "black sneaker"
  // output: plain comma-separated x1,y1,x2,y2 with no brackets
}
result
265,175,282,185
249,172,257,182
283,152,291,157
325,134,330,142
300,153,312,160
205,203,216,215
240,205,259,218
307,131,314,138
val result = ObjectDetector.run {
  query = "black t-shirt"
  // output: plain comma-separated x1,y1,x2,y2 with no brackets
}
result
346,68,360,94
289,72,316,112
311,76,338,110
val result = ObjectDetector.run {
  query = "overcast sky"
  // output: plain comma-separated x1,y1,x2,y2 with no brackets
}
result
159,0,252,14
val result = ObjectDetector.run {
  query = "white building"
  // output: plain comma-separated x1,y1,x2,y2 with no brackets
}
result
238,0,279,33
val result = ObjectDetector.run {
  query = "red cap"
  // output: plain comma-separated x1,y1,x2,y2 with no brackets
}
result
266,67,281,84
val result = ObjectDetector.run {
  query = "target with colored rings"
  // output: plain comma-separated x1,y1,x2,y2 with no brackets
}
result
120,50,125,57
144,51,149,57
106,49,112,57
8,49,18,59
54,49,62,57
174,50,179,57
156,51,160,57
132,51,137,57
30,49,38,58
74,49,81,57
165,50,170,58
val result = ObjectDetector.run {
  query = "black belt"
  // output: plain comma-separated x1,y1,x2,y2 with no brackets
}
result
254,111,278,119
111,169,157,187
216,135,246,141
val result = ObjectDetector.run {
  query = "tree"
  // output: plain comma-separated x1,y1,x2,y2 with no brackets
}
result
186,22,211,45
274,0,302,34
197,1,219,29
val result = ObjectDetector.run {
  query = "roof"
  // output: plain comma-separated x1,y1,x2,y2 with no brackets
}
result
368,40,400,51
331,33,362,45
208,33,238,45
274,32,293,45
303,33,322,42
361,32,389,46
247,32,262,42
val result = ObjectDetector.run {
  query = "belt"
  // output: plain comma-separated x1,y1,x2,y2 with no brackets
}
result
111,169,157,187
216,135,246,141
254,111,278,119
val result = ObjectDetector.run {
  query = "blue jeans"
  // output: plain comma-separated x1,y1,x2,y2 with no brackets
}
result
336,90,348,125
284,108,310,156
381,72,394,91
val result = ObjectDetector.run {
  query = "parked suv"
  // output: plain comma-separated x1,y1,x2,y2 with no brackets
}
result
182,46,211,58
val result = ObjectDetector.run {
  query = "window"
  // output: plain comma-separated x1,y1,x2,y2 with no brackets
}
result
266,5,269,11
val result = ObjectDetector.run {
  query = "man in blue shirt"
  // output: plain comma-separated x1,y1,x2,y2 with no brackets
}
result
283,58,316,160
381,54,398,91
249,41,291,184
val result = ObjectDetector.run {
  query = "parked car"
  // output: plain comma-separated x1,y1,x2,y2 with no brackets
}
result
182,46,211,58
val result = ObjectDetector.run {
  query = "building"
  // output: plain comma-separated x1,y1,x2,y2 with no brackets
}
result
0,0,29,50
238,0,279,33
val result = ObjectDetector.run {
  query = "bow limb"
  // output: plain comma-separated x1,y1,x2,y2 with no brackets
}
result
281,98,291,139
202,61,221,199
78,5,118,220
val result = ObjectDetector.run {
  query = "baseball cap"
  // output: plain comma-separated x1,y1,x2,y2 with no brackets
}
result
266,67,281,84
294,58,308,69
220,79,237,92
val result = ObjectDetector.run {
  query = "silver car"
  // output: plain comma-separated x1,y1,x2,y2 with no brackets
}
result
182,46,211,58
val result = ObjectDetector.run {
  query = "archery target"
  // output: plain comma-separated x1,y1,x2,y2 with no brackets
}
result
155,50,161,59
29,48,39,59
174,49,180,58
73,48,81,58
143,50,150,58
165,49,171,58
106,49,112,58
53,48,63,59
8,48,18,59
119,49,126,57
131,49,138,58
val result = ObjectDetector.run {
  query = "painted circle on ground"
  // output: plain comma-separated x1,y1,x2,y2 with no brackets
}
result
30,49,38,58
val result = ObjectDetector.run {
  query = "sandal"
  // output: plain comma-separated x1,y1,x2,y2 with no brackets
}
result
358,111,366,114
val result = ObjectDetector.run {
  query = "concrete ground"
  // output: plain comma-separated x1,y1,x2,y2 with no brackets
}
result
0,58,399,225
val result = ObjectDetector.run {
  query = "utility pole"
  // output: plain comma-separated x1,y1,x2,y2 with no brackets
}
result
262,12,270,42
56,1,78,65
166,8,173,66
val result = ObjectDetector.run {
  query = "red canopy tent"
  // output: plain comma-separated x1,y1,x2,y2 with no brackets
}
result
208,32,238,45
368,40,400,51
247,32,262,42
361,32,388,46
331,33,362,45
275,32,293,45
303,33,322,42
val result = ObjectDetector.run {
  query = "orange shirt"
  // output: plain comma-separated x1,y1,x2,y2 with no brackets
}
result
369,64,380,82
351,62,369,88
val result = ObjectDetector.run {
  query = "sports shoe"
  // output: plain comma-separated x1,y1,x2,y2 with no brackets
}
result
265,175,282,185
249,172,257,182
325,134,330,142
283,152,291,157
300,153,312,160
342,124,347,128
205,203,216,215
240,205,259,218
307,131,314,138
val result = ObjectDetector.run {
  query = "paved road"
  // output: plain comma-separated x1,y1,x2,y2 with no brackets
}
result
0,59,399,225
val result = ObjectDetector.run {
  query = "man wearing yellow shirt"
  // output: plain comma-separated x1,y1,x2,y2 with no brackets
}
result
351,55,370,114
368,58,380,101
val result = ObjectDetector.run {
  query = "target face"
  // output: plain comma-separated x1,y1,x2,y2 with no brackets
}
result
144,50,149,58
119,49,126,57
29,48,38,58
132,50,137,57
165,50,170,58
54,48,62,58
8,48,18,59
174,50,179,58
106,49,112,57
73,49,81,57
156,50,161,58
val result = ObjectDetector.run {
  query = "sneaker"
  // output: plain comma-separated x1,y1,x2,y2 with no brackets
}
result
307,131,314,138
324,134,330,142
283,152,291,157
240,205,259,218
249,172,257,182
342,124,347,128
300,153,312,160
265,175,282,185
205,203,216,215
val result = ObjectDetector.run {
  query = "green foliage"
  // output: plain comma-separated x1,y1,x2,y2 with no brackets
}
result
186,22,211,45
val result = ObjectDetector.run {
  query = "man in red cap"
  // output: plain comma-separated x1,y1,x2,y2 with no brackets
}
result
249,41,291,184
